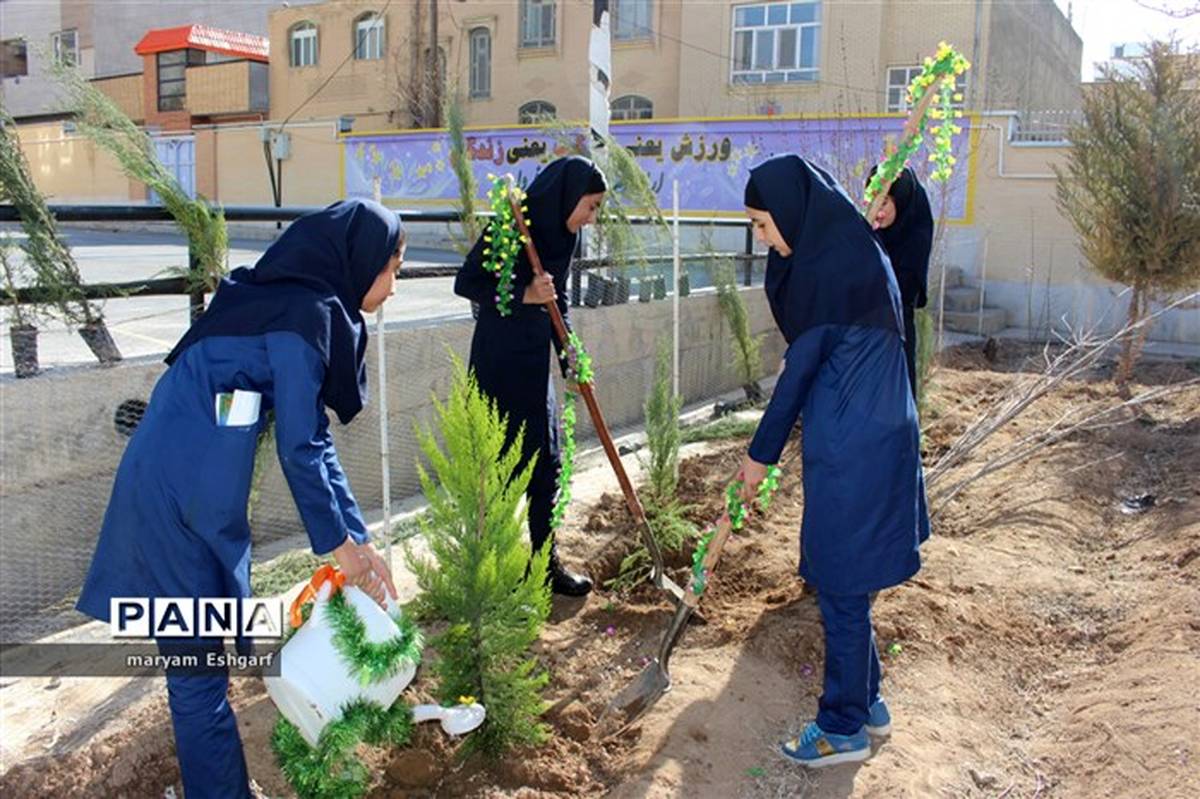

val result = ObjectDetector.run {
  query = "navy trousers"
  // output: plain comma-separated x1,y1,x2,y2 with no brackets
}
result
159,641,250,799
815,592,882,736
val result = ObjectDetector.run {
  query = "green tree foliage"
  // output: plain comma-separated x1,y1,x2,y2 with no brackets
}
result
445,90,482,253
712,258,764,401
407,357,552,755
611,342,696,591
0,104,107,331
1055,40,1200,382
50,60,228,294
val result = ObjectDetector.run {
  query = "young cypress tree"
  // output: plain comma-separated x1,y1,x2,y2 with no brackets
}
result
408,357,552,755
612,342,696,591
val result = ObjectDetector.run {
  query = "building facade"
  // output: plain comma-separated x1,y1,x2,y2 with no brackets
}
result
0,0,322,121
265,0,1083,131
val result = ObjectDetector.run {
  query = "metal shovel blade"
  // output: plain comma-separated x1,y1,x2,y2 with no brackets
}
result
640,516,688,602
597,658,671,736
598,599,695,736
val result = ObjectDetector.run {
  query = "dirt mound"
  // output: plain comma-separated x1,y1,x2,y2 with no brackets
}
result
3,358,1197,798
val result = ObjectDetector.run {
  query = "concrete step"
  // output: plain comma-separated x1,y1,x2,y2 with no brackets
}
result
940,307,1008,336
942,286,982,312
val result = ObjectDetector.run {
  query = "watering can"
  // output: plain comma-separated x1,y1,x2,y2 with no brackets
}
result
265,566,485,746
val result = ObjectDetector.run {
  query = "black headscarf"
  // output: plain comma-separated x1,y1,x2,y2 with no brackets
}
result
519,155,607,271
166,199,403,425
867,166,934,308
746,154,903,344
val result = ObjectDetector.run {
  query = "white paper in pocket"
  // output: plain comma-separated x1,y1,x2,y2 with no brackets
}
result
225,390,262,426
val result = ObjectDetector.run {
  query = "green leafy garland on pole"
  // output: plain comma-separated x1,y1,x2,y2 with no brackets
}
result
273,587,425,799
551,332,594,531
864,41,971,208
690,466,782,596
481,174,529,316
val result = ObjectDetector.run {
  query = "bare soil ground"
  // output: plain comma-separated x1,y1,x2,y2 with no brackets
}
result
3,344,1198,798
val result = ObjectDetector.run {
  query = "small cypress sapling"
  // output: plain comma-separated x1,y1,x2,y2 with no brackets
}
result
407,356,552,756
712,258,765,403
611,342,696,591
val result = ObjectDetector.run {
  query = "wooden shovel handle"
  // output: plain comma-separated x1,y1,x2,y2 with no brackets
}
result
864,78,945,225
505,180,649,527
682,514,734,608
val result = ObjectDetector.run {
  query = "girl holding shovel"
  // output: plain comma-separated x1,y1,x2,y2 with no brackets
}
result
454,155,607,597
738,155,930,768
76,200,404,798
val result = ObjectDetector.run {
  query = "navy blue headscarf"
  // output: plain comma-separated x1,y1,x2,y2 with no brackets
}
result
166,200,403,425
746,154,903,344
867,165,934,308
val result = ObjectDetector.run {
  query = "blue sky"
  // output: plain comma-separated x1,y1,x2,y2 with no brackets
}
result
1054,0,1200,79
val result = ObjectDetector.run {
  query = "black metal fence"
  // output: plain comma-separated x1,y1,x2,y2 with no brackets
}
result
0,204,762,312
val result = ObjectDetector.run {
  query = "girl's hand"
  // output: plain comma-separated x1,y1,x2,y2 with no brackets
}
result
332,538,397,607
565,380,581,395
737,456,769,504
523,274,556,305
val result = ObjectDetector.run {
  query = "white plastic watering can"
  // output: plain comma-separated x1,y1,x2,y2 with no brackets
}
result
265,567,485,747
265,574,417,746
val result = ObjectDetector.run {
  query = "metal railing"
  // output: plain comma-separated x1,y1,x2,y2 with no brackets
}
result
0,204,763,310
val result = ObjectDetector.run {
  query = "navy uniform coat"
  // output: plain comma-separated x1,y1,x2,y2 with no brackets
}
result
77,200,402,622
746,156,930,596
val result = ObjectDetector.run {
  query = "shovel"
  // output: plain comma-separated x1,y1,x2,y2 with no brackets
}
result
598,469,781,735
504,178,686,604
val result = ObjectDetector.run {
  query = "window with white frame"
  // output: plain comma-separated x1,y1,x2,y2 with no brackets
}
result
731,2,820,84
290,22,318,67
469,28,491,98
52,29,78,67
613,0,652,41
611,94,653,120
885,65,967,112
354,13,384,60
521,0,556,48
519,100,556,124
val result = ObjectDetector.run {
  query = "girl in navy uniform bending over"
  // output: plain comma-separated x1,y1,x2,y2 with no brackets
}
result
77,200,404,798
737,155,930,768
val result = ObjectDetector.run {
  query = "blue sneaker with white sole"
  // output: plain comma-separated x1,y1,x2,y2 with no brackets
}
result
780,722,871,768
866,699,892,737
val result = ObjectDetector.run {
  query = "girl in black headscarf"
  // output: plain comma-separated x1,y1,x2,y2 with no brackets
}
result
77,200,405,798
738,155,929,769
867,166,934,399
454,156,607,596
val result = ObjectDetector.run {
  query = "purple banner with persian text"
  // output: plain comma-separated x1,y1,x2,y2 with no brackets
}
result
343,116,974,221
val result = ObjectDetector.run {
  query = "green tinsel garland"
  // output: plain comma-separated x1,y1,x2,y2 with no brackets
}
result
691,466,782,596
864,42,971,209
481,175,529,316
550,332,594,531
272,700,414,799
324,588,424,687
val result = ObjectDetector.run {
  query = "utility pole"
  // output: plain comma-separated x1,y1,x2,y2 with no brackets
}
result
430,0,440,126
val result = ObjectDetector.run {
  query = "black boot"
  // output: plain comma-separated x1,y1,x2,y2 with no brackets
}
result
547,549,593,597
